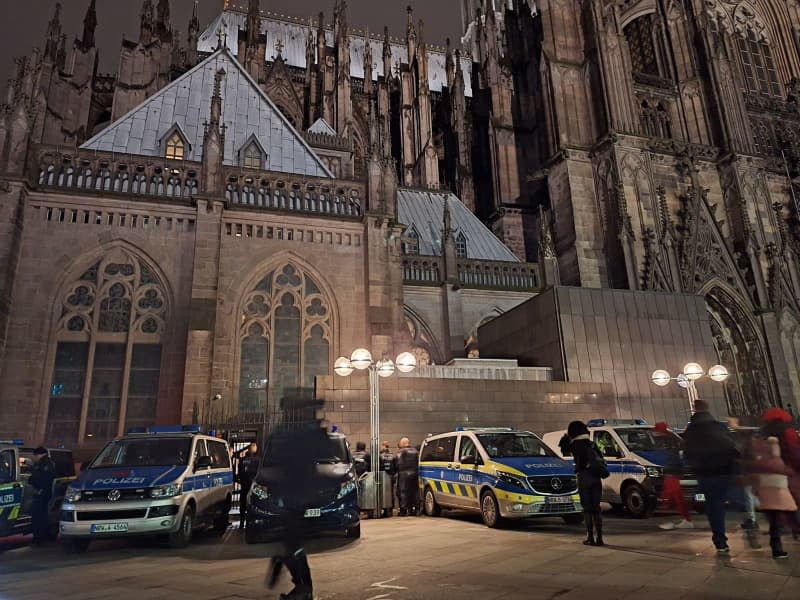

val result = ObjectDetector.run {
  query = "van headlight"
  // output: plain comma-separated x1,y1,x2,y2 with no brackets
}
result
250,482,270,500
646,466,663,478
150,483,182,498
496,470,528,490
336,479,357,499
64,486,81,502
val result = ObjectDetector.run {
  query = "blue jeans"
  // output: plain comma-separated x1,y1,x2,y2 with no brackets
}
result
699,475,732,548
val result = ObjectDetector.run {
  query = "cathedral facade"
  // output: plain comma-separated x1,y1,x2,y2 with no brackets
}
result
0,0,798,448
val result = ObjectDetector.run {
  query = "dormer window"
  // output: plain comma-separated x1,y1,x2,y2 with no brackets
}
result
455,232,468,258
243,143,262,169
404,226,420,255
165,132,185,160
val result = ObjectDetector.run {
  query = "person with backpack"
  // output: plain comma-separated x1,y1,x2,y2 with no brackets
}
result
351,441,371,478
682,399,741,553
566,420,608,546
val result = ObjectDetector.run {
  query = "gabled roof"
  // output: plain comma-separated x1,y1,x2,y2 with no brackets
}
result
197,10,475,98
397,189,519,262
81,48,332,178
308,118,337,136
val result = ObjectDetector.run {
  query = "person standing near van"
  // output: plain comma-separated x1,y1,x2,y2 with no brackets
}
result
379,441,397,518
30,447,55,546
238,442,259,530
682,399,740,553
396,437,419,516
567,421,605,546
352,442,371,478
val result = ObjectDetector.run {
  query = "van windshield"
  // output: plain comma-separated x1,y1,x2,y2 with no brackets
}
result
90,438,192,468
614,428,680,452
477,433,555,458
263,435,350,466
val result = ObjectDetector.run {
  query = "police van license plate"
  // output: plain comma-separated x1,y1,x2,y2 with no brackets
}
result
304,508,321,518
90,523,128,533
694,493,706,502
546,496,572,504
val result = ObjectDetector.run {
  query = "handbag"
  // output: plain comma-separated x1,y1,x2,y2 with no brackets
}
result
587,444,610,479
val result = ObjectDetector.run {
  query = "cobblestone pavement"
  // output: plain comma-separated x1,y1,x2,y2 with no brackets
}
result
1,512,799,600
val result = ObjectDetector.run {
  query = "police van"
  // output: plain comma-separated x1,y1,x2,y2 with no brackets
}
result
542,419,701,518
419,427,582,528
59,426,233,552
0,440,75,539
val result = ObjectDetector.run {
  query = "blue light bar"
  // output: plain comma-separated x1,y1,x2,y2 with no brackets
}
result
588,418,648,427
146,424,202,434
0,439,25,445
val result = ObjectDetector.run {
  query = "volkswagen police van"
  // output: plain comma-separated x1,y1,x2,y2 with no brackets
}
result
419,427,582,528
542,419,701,518
59,426,233,552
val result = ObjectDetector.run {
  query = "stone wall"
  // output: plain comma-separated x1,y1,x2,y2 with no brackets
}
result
479,286,727,428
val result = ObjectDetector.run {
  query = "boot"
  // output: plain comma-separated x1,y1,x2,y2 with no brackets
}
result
279,585,313,600
267,557,284,589
594,511,604,546
583,512,595,545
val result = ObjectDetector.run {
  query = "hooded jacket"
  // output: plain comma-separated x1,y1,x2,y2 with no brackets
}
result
683,411,740,477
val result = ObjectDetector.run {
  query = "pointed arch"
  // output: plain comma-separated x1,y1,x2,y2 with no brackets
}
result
237,133,268,169
403,305,443,366
159,122,191,161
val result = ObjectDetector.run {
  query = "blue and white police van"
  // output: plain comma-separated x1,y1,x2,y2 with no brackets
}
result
59,425,233,552
419,427,582,528
543,419,702,518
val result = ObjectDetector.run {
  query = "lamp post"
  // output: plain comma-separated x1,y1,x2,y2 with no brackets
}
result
651,363,730,413
334,348,417,513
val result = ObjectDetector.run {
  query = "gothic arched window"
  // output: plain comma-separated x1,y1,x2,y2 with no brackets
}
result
165,132,185,160
238,264,331,420
737,29,782,97
624,15,660,78
242,142,263,169
47,251,168,446
455,232,468,258
404,226,420,255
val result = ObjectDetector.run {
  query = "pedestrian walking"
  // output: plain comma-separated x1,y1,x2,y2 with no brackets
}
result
654,422,693,530
29,447,55,546
752,436,797,559
682,399,741,553
761,407,800,538
566,420,607,546
396,437,419,516
379,441,397,518
237,442,259,529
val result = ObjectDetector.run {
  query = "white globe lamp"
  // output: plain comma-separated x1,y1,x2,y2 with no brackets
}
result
350,348,373,370
651,370,671,387
334,356,354,377
395,351,417,373
683,362,704,381
376,359,396,378
708,364,730,382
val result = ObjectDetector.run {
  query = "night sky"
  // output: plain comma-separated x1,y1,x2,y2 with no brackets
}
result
0,0,463,96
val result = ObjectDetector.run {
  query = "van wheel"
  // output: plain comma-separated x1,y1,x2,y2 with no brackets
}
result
168,505,194,548
562,514,584,525
62,538,90,554
345,523,361,538
480,490,504,528
423,487,441,517
623,484,647,519
213,498,231,533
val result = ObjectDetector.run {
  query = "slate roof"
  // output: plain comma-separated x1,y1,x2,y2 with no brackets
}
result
397,189,519,262
308,118,337,136
197,10,474,97
81,48,332,178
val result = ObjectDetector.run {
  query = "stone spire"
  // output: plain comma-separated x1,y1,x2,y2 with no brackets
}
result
243,0,265,80
44,3,63,63
155,0,172,41
80,0,98,51
382,26,392,81
140,0,155,45
186,0,200,66
406,5,417,60
445,38,455,90
363,28,373,95
201,68,226,195
56,34,67,70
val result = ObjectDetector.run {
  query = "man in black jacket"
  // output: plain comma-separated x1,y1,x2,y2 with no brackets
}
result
396,438,419,516
29,447,56,546
682,400,740,553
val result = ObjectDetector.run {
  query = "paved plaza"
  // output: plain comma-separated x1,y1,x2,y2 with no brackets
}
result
1,512,799,600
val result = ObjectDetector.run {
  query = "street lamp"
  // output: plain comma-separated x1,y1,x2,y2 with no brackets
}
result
334,348,417,514
651,363,729,413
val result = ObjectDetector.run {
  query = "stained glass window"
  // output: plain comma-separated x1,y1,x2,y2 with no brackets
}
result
165,132,185,160
46,251,167,446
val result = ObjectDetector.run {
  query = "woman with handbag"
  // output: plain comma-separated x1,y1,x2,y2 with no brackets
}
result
566,420,608,546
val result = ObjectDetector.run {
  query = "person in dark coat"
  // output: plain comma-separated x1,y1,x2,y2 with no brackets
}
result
237,442,259,529
379,441,397,518
396,437,419,516
30,447,56,546
567,421,604,546
351,441,371,477
682,399,740,553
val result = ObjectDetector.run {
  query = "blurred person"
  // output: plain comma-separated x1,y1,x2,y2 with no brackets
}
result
727,418,762,548
30,447,55,546
379,441,397,518
396,437,419,516
752,437,797,559
566,420,607,546
654,422,693,530
683,400,741,553
761,407,800,538
237,442,259,529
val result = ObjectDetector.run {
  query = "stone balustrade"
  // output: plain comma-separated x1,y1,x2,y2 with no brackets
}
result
403,256,540,291
402,257,443,285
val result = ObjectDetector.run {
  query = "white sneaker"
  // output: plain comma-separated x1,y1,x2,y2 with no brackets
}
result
659,521,676,530
676,519,694,529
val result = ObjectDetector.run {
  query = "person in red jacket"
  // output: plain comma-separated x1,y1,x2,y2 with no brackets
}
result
761,407,800,538
752,436,797,558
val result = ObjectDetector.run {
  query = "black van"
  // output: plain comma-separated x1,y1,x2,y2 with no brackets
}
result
244,431,360,543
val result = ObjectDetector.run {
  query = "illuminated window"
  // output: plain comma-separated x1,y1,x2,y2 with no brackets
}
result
165,133,185,160
404,227,420,255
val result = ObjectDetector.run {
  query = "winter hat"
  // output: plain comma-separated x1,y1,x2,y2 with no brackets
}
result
762,407,792,424
567,421,590,439
654,422,669,433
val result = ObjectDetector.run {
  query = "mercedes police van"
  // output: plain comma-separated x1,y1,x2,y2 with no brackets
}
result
0,439,75,539
59,426,233,552
419,427,582,528
542,419,701,518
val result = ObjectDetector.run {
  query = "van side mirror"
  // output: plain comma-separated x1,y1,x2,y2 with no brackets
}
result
195,455,212,471
460,454,474,465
